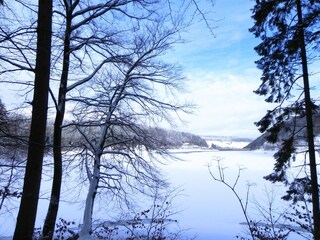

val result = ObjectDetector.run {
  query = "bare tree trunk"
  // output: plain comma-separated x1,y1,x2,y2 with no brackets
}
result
78,155,101,240
296,0,320,239
13,0,52,239
41,7,72,239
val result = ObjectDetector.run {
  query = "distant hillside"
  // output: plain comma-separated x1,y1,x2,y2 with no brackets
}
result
244,134,278,150
148,128,208,148
244,112,320,151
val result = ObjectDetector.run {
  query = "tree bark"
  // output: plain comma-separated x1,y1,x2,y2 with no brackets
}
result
41,6,72,239
13,0,52,239
296,0,320,239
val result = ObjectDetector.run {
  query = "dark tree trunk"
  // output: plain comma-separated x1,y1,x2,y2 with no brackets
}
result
41,7,72,239
13,0,53,239
41,114,64,239
41,114,63,240
296,0,320,239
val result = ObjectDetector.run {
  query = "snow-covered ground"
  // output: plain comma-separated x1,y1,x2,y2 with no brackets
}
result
0,143,308,239
202,136,252,150
206,139,249,149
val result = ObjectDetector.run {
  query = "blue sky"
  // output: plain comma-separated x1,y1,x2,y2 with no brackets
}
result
0,0,269,139
172,0,272,138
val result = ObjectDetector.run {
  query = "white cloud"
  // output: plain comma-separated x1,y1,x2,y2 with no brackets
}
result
164,1,272,138
175,69,272,138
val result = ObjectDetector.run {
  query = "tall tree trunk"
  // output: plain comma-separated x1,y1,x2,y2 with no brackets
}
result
42,8,72,239
13,0,53,239
296,0,320,239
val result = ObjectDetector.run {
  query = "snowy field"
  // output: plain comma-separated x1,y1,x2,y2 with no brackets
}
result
0,147,307,239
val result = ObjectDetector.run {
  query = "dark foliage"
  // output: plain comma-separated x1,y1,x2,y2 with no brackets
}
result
237,220,290,240
250,0,319,183
264,136,295,184
285,203,313,236
33,219,79,240
282,177,312,203
250,0,320,237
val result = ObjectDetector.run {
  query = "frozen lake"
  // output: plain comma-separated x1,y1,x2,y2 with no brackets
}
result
0,148,306,239
164,149,284,239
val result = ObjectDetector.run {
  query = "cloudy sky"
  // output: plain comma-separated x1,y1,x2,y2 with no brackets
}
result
171,0,272,138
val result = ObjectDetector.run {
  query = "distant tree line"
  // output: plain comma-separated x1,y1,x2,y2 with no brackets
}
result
0,103,208,154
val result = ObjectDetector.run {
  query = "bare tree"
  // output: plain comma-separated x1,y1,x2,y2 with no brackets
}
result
208,159,255,240
43,0,170,237
97,186,186,239
60,18,191,239
208,159,291,240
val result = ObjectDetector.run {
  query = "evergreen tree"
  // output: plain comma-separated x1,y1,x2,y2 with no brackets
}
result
250,0,320,238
